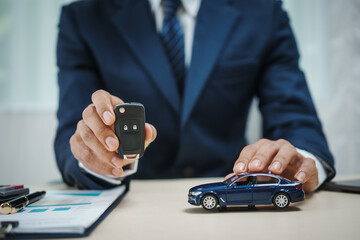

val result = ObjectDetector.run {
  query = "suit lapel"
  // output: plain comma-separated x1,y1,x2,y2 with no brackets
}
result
110,0,181,114
181,1,241,126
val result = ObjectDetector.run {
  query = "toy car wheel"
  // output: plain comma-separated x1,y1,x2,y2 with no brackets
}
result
201,194,218,211
273,192,290,209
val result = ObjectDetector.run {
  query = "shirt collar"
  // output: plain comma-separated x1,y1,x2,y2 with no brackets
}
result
148,0,162,13
148,0,201,18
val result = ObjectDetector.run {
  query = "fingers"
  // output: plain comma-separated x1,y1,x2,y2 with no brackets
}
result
88,90,157,151
145,123,157,149
78,121,124,176
75,120,140,176
233,139,298,176
70,126,123,177
71,90,158,178
232,138,319,192
82,104,119,151
78,121,130,166
294,157,317,182
248,140,280,171
268,141,297,174
234,139,278,173
296,157,319,193
91,90,124,126
283,156,319,193
233,144,258,173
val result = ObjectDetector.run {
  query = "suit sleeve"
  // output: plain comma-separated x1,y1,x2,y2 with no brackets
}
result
55,5,129,189
256,1,335,180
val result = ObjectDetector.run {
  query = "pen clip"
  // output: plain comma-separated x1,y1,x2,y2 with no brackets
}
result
14,203,27,213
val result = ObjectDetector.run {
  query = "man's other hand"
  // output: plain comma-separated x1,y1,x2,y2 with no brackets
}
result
70,90,157,177
232,139,318,193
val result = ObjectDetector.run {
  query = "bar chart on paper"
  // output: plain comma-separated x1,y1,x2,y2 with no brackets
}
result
17,191,99,214
0,186,126,234
19,192,98,213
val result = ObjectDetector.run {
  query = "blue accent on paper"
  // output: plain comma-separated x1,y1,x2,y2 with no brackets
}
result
56,192,102,196
29,208,48,213
27,203,91,208
53,207,71,211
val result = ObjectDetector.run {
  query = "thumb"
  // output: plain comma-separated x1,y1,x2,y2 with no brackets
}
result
145,123,157,149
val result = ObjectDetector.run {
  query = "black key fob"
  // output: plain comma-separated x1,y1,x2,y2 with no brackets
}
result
114,103,145,159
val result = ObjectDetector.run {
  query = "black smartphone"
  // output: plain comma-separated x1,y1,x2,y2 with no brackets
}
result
321,179,360,194
0,188,30,204
114,103,145,160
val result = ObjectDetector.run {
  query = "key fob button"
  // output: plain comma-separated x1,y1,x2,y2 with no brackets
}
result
120,120,130,133
130,120,140,132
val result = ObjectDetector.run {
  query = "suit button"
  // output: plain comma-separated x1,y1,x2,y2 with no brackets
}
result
183,167,195,177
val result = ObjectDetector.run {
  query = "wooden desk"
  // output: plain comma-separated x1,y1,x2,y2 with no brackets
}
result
54,177,360,240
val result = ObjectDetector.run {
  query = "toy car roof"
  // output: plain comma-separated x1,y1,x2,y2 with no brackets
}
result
236,171,277,176
230,171,297,183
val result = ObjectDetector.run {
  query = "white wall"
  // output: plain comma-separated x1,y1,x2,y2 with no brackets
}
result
0,0,69,184
0,112,61,184
322,0,360,174
283,0,360,174
0,0,359,184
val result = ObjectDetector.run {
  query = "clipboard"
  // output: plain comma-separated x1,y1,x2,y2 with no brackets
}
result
0,185,128,239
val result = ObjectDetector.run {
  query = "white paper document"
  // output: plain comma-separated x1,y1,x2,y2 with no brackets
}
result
0,185,126,234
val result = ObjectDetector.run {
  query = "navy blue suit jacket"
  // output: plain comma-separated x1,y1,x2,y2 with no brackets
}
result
55,0,335,189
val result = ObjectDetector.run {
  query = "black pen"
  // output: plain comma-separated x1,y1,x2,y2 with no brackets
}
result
0,191,46,215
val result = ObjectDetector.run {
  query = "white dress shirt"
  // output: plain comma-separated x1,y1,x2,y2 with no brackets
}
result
150,0,201,66
81,0,327,189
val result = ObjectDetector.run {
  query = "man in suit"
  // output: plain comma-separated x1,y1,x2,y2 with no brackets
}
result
55,0,335,192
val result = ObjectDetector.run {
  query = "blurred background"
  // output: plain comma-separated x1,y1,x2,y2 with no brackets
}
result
0,0,359,184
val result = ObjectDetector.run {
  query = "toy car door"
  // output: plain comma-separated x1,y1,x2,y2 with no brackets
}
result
252,175,280,204
226,176,254,205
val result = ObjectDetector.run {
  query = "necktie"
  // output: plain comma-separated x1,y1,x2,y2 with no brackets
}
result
161,0,185,95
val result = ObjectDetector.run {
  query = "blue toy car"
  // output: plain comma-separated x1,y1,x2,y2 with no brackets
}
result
188,172,304,210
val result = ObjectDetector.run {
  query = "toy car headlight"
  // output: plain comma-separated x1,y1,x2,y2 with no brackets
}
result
191,191,202,196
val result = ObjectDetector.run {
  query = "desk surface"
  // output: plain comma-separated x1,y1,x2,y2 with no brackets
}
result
51,177,360,240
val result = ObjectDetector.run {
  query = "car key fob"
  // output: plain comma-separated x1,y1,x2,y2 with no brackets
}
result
114,103,145,160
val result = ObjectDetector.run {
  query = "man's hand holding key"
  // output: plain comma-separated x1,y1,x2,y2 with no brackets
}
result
70,90,157,177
